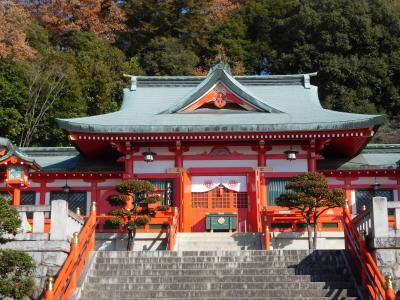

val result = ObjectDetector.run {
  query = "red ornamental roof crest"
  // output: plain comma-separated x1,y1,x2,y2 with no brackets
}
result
203,179,213,189
228,180,238,189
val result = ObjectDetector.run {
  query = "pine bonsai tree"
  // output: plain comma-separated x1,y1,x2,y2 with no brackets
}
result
276,172,345,249
106,180,160,250
0,197,35,299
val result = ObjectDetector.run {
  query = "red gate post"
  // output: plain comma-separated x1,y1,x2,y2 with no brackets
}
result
44,277,55,300
264,226,270,250
69,232,79,292
385,275,395,300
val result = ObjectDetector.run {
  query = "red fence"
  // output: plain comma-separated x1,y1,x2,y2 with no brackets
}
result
342,204,394,300
44,202,97,300
44,204,178,299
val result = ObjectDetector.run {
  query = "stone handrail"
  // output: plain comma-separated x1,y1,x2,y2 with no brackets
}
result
370,197,400,238
15,200,84,241
353,208,372,237
353,197,400,239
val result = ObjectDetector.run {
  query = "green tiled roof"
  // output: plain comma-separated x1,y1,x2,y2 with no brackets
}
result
0,137,39,166
21,147,123,172
57,63,384,133
318,144,400,170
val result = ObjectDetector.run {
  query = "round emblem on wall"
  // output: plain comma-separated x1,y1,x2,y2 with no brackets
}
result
217,217,226,224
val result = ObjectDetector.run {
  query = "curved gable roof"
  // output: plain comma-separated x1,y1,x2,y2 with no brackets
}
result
164,62,281,114
56,65,384,134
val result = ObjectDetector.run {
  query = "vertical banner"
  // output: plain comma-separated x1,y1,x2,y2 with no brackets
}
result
247,169,262,232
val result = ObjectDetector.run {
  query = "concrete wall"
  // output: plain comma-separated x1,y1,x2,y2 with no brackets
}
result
0,233,70,299
95,233,168,251
270,232,345,250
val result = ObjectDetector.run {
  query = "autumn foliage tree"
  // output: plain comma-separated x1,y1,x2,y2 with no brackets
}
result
106,180,160,251
276,172,345,249
22,0,127,43
0,1,36,61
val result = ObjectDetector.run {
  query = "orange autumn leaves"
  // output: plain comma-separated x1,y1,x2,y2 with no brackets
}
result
0,1,35,61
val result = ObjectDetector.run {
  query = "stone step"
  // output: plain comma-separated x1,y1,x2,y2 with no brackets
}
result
87,274,352,284
92,261,348,270
83,281,355,291
91,267,348,276
81,288,357,298
94,255,344,264
96,250,341,257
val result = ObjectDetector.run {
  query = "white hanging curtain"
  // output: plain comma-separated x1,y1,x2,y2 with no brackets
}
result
191,176,247,193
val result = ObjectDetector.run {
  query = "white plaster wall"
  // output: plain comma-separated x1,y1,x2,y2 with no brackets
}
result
135,160,175,174
267,159,308,172
270,232,344,250
45,192,50,205
97,179,122,187
29,181,41,188
183,160,257,169
394,190,399,202
35,192,40,205
327,178,344,185
46,179,91,188
268,145,306,155
351,190,356,215
86,192,91,213
351,177,397,185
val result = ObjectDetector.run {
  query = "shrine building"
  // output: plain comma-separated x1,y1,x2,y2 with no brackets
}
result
1,62,399,233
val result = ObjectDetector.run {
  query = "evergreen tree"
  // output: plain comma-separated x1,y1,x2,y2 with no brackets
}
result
276,173,345,249
141,37,199,75
0,197,35,299
106,180,161,251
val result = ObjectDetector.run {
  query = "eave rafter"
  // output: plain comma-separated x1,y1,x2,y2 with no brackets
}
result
71,128,373,143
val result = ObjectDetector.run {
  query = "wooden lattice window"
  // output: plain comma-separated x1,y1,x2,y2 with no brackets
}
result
233,192,248,208
192,192,208,208
50,191,87,214
192,186,248,209
211,186,230,208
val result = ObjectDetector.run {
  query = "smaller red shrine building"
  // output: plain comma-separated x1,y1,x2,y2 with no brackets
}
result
1,62,399,233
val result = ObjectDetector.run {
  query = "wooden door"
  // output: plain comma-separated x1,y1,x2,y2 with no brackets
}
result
191,185,248,232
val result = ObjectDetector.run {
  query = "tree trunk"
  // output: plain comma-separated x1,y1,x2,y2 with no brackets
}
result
127,228,136,251
313,219,318,250
306,223,313,250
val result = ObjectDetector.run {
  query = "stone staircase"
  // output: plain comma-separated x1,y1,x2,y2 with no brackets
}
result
174,232,263,251
78,250,363,300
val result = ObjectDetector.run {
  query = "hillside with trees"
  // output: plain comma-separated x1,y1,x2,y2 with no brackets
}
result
1,0,399,146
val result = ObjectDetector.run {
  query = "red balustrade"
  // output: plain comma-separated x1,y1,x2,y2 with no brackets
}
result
44,205,178,299
343,204,395,300
44,202,97,300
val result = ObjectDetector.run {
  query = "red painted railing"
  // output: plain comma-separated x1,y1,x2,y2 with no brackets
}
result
261,207,343,232
95,209,176,233
167,207,179,251
44,205,178,299
342,205,395,300
45,202,97,300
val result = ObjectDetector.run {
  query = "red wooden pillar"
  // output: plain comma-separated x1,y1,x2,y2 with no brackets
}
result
123,154,134,180
307,139,317,172
179,170,192,232
39,181,46,205
258,140,266,167
174,141,183,168
247,169,262,232
13,187,20,205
